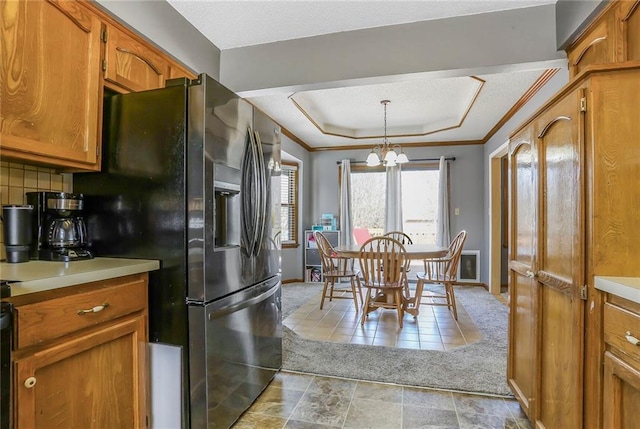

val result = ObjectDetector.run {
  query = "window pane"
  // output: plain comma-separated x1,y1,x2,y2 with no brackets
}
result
402,170,439,244
351,171,385,236
350,168,439,244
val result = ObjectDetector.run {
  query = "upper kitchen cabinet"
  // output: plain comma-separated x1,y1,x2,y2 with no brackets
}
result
0,0,102,170
169,62,197,81
103,23,170,93
566,0,640,78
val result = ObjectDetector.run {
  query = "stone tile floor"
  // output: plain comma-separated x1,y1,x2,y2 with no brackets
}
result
233,371,532,429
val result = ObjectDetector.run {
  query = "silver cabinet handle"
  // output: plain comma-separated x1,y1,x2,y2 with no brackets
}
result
24,377,36,388
525,270,536,279
625,331,640,346
77,303,109,315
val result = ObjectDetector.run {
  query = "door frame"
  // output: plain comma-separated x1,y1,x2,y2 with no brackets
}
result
488,141,509,296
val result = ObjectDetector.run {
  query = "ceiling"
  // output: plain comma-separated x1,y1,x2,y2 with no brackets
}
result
166,0,561,150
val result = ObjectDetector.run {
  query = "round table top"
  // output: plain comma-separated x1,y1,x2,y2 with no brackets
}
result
334,243,448,259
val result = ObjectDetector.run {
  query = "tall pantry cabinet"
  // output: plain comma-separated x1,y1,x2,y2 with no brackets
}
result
507,2,640,426
508,62,640,429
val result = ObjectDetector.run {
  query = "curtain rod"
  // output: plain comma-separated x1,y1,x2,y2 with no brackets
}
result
336,157,456,165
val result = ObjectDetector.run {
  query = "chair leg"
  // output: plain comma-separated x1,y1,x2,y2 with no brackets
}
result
320,278,330,310
407,279,425,318
356,277,363,306
350,277,359,310
446,282,458,320
329,279,336,302
395,289,404,328
360,290,371,326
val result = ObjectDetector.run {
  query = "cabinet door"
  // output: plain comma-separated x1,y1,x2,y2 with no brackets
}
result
566,12,617,78
507,126,538,420
0,0,101,169
14,316,147,429
104,23,169,93
603,351,640,429
534,89,585,429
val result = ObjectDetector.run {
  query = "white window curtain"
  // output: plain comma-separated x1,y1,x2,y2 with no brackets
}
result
435,156,451,247
385,165,403,232
339,159,353,246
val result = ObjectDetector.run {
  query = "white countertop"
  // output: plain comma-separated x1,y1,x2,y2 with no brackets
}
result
594,276,640,304
0,258,160,296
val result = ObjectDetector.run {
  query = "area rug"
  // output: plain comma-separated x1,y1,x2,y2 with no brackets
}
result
281,282,512,397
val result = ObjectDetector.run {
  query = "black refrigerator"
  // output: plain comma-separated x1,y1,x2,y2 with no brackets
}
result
75,74,282,429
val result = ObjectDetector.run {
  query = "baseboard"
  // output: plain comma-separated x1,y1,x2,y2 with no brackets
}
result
454,282,488,290
283,278,304,284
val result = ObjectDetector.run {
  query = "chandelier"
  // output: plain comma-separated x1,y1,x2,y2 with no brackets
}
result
366,100,409,167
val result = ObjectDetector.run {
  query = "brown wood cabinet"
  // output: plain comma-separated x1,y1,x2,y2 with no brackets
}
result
103,23,170,93
508,85,587,428
602,296,640,429
1,0,197,171
508,64,640,428
0,0,102,170
10,274,149,429
566,0,640,78
169,62,198,81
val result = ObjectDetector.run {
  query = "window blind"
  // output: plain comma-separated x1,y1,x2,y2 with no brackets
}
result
280,163,298,244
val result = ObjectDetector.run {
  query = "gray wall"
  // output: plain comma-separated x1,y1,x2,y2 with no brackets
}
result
94,0,221,78
309,145,485,252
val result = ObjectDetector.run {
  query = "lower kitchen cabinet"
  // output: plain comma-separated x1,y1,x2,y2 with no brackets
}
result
602,297,640,429
10,273,149,429
603,352,640,429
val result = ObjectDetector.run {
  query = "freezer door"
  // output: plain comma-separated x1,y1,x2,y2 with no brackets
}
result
187,277,282,429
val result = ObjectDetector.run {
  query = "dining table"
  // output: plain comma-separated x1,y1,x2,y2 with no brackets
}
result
334,243,448,260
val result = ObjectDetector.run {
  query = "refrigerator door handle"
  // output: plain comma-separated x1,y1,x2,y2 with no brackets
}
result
253,131,267,257
249,131,261,256
241,127,256,256
207,280,280,320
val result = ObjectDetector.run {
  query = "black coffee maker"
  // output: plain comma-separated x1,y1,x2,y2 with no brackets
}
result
26,192,93,262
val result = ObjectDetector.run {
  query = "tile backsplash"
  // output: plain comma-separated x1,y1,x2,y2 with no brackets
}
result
0,161,73,261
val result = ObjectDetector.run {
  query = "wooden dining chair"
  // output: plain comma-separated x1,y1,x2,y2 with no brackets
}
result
383,231,413,295
358,236,409,328
404,230,467,320
314,231,362,310
383,231,413,245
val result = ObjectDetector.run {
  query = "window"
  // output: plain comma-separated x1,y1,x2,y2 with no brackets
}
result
350,164,439,244
280,162,298,247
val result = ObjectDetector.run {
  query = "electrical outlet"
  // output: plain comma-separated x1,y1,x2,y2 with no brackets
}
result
455,208,460,216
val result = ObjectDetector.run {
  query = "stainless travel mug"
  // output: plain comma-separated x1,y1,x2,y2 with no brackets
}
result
1,205,34,263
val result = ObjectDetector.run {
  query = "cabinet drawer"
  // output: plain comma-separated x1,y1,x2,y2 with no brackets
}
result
604,302,640,362
15,278,146,349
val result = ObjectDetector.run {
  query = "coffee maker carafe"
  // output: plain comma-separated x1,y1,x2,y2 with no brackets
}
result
27,192,93,261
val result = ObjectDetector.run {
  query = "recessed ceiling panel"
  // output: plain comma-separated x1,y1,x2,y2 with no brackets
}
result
289,77,484,139
247,68,551,148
